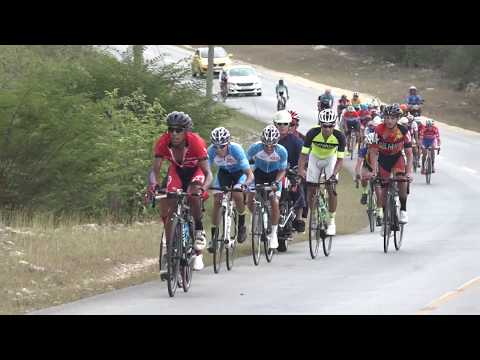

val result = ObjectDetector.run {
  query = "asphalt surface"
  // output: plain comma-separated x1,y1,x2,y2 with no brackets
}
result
32,45,480,314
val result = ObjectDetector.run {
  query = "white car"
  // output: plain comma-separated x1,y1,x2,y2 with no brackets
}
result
220,65,262,96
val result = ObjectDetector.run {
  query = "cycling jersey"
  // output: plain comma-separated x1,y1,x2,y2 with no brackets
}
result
276,84,289,97
154,131,208,167
372,123,412,156
302,126,346,160
407,94,423,105
207,142,249,173
279,133,304,168
318,93,334,107
419,126,440,141
343,110,360,122
247,142,288,173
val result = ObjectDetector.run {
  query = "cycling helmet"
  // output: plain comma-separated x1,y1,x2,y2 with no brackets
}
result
353,92,359,97
273,110,291,125
347,105,355,112
210,127,231,146
400,104,408,112
384,104,402,118
399,117,409,126
166,111,193,130
325,88,331,94
365,132,378,145
426,118,434,127
318,108,337,125
261,125,281,145
407,114,414,122
372,116,383,127
409,86,417,91
360,103,368,110
341,94,348,100
288,110,300,125
353,104,361,110
279,79,284,85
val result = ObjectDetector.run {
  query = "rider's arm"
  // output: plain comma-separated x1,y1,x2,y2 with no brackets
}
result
152,157,163,185
298,128,316,177
198,159,213,192
436,127,441,147
332,130,346,177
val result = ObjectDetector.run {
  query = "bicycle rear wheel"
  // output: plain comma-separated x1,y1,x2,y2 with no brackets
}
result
308,198,321,259
181,220,195,292
278,203,289,253
226,208,237,271
251,206,262,266
322,232,333,257
213,210,225,273
167,218,182,297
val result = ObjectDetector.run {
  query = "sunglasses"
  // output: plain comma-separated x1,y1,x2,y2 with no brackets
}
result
276,123,290,127
168,127,185,134
321,124,334,128
215,144,227,149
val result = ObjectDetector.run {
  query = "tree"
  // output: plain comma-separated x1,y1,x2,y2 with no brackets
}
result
133,45,145,71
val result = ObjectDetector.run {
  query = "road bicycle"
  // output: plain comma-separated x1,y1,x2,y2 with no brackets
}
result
251,183,276,265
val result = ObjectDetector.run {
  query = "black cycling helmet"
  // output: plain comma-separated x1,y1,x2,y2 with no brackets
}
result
279,79,284,85
166,111,193,130
383,104,402,118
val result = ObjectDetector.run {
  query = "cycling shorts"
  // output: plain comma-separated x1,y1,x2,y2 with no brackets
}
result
212,169,247,194
306,153,338,184
378,153,406,180
248,168,282,198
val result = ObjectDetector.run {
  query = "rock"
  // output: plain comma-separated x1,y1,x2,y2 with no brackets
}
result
426,88,435,91
104,258,112,263
19,260,29,265
28,264,46,272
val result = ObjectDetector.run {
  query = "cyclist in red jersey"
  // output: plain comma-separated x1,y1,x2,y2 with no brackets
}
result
149,111,213,271
370,104,413,226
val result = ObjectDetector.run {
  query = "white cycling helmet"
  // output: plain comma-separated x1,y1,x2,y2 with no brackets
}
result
407,114,414,122
410,86,417,91
347,105,355,112
261,125,281,145
318,108,337,125
399,117,409,126
426,118,434,126
210,127,231,146
365,132,378,145
272,110,292,125
372,116,382,127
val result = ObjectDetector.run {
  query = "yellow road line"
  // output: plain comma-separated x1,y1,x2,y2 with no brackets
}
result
416,276,480,315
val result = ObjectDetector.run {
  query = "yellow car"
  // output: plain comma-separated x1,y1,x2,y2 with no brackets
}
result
191,47,233,77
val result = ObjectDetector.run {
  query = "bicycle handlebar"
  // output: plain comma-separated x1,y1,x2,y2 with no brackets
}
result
209,186,244,193
154,189,202,200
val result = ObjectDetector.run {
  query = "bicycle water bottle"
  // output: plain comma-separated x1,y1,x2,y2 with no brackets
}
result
225,210,232,243
263,208,268,231
394,194,400,217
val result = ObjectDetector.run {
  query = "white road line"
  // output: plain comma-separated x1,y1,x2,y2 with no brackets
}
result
461,166,478,174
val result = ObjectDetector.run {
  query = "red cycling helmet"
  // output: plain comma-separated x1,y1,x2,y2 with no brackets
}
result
288,110,300,127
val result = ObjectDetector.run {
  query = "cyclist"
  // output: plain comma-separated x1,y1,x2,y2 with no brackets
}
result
149,111,213,271
247,125,288,250
406,86,424,115
358,104,372,144
207,127,254,249
273,110,306,233
276,79,289,108
318,88,334,111
298,109,346,236
342,105,361,154
356,132,379,205
419,118,441,174
337,94,350,120
288,110,306,141
370,104,413,225
405,114,420,162
351,92,362,106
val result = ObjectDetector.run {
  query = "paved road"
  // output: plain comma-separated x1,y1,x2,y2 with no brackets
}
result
32,45,480,314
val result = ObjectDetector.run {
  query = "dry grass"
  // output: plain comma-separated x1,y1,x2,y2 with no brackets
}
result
0,88,366,315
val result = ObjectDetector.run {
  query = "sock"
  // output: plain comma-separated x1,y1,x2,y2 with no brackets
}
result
211,226,217,239
271,224,278,235
238,210,247,227
377,207,383,216
400,198,407,211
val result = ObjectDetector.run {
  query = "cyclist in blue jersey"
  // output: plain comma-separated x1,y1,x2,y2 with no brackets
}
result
247,125,288,250
273,110,306,233
208,127,254,247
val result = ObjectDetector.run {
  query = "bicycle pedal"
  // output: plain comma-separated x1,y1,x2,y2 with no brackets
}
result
160,271,168,281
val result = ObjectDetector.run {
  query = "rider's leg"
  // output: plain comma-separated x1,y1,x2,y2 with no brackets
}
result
431,147,436,172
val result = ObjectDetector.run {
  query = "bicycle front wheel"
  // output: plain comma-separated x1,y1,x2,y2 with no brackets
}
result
167,218,182,297
181,220,195,292
251,206,262,266
426,154,432,185
264,207,274,263
395,224,404,250
226,208,238,271
213,210,225,274
308,199,321,259
383,205,391,254
367,187,376,233
322,233,333,257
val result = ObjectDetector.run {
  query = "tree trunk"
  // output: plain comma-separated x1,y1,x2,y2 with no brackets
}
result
133,45,144,71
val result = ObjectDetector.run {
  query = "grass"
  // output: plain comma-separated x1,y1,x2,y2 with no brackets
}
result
0,100,366,315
